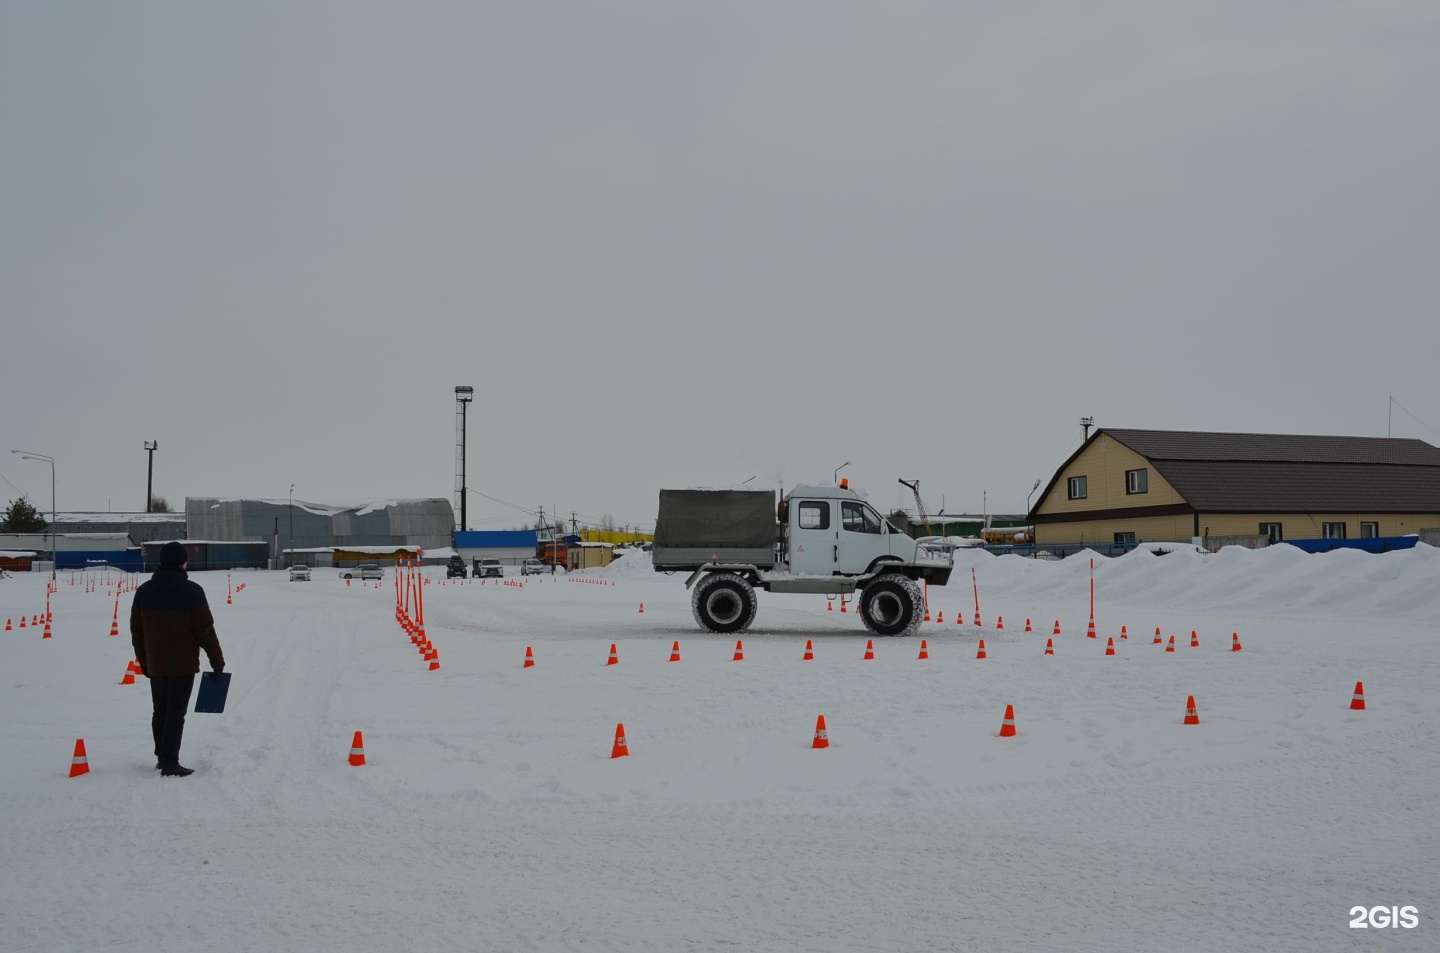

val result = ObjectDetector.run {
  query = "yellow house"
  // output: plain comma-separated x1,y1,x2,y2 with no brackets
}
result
1028,429,1440,546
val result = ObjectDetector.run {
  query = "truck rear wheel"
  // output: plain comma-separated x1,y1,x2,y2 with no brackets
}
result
691,572,757,634
859,573,923,637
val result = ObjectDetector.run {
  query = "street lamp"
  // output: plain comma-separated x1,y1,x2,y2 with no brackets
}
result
143,440,158,512
10,449,56,580
289,483,295,567
455,386,474,532
833,461,851,484
1026,477,1042,514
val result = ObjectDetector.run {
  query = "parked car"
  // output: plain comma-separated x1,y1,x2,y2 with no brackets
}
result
288,564,312,582
521,558,545,575
340,564,384,581
474,557,503,578
446,555,467,579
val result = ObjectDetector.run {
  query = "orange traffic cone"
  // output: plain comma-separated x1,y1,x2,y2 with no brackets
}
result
1052,620,1061,636
348,731,367,766
862,639,875,661
1104,637,1115,656
3,618,9,631
638,602,644,614
935,610,942,624
1166,636,1176,653
923,607,931,622
346,578,351,586
120,665,135,685
19,616,26,629
1350,681,1367,710
732,640,744,661
428,659,441,671
1024,618,1032,633
811,714,829,749
955,612,963,625
802,639,814,661
523,646,535,668
998,704,1017,737
668,640,681,662
69,739,90,778
611,723,629,759
1120,625,1128,641
1087,616,1097,639
42,620,52,639
973,611,982,627
1044,638,1054,656
1153,627,1162,644
606,643,619,666
996,616,1005,630
1190,630,1200,648
917,638,929,660
827,601,833,612
840,597,847,613
1183,695,1200,725
976,639,987,660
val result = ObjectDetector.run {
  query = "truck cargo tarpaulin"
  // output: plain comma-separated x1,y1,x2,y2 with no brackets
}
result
653,490,775,549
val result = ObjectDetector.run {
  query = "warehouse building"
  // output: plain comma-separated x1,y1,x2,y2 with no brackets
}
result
186,497,455,566
1028,429,1440,549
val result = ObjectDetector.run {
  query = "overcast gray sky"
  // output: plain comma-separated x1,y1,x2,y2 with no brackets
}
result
3,2,1437,530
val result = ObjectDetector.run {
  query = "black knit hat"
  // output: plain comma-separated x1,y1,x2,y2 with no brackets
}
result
159,541,188,568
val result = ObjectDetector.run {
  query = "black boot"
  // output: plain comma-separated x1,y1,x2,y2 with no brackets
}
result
159,763,194,777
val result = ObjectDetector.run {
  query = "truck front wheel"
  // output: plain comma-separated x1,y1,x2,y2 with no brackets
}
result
691,572,758,634
859,573,923,637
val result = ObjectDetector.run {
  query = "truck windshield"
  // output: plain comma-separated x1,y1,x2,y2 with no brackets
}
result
841,501,883,534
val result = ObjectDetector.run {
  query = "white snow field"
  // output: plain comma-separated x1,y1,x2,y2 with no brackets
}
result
2,546,1437,952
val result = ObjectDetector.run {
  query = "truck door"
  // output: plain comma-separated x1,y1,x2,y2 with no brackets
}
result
788,498,836,575
837,500,888,574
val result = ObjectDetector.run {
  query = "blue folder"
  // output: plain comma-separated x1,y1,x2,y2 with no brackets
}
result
194,672,232,713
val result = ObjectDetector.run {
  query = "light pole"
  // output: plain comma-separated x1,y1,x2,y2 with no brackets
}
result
143,440,158,512
833,461,851,484
289,483,295,567
454,386,473,531
1026,477,1042,514
10,449,56,580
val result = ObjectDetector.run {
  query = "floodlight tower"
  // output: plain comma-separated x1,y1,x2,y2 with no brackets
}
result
144,440,158,512
454,386,474,531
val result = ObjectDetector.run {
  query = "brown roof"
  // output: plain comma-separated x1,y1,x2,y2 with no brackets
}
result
1104,429,1440,513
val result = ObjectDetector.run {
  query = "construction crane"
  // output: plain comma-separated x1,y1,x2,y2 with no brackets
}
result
898,478,933,537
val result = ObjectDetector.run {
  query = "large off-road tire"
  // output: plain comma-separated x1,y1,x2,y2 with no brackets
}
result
691,572,758,634
859,573,924,637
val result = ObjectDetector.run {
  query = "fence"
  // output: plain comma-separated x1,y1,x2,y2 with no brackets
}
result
1280,536,1420,555
1421,529,1440,547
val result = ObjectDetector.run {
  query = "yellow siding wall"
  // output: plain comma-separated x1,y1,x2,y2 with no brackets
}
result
580,530,654,545
1036,515,1194,547
1036,436,1185,516
1198,513,1436,539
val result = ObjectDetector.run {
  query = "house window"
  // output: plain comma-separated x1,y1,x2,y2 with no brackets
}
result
1322,522,1347,539
1125,468,1148,494
1114,532,1136,546
1067,475,1087,500
1360,522,1379,538
797,501,830,530
1259,522,1283,543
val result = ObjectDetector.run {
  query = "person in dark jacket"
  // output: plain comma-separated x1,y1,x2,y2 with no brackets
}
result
130,541,225,777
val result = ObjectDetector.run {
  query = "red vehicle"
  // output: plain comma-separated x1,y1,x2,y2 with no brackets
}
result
537,539,567,569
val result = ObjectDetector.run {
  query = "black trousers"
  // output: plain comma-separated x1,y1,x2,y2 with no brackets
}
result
149,674,195,766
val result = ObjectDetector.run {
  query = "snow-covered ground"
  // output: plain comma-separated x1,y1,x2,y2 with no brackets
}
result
2,546,1437,951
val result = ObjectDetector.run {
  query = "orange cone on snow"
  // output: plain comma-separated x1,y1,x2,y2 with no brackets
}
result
611,723,629,759
802,639,814,661
1044,638,1054,656
1087,616,1097,639
1052,620,1061,636
996,616,1005,630
827,601,833,612
3,618,9,631
606,643,619,666
1166,636,1176,653
1154,627,1163,644
1120,625,1128,641
1024,618,1032,633
1190,630,1200,648
811,714,830,749
998,704,1017,737
1104,637,1115,656
668,640,681,662
19,616,26,629
732,640,744,662
348,731,367,766
924,606,931,622
863,639,875,661
840,597,847,613
1231,632,1242,652
976,639,987,660
69,739,90,778
1350,681,1367,711
1183,695,1200,725
935,610,942,624
428,659,441,671
917,639,929,660
956,612,963,625
638,602,644,614
120,665,135,685
974,611,982,627
523,646,535,668
42,620,52,639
